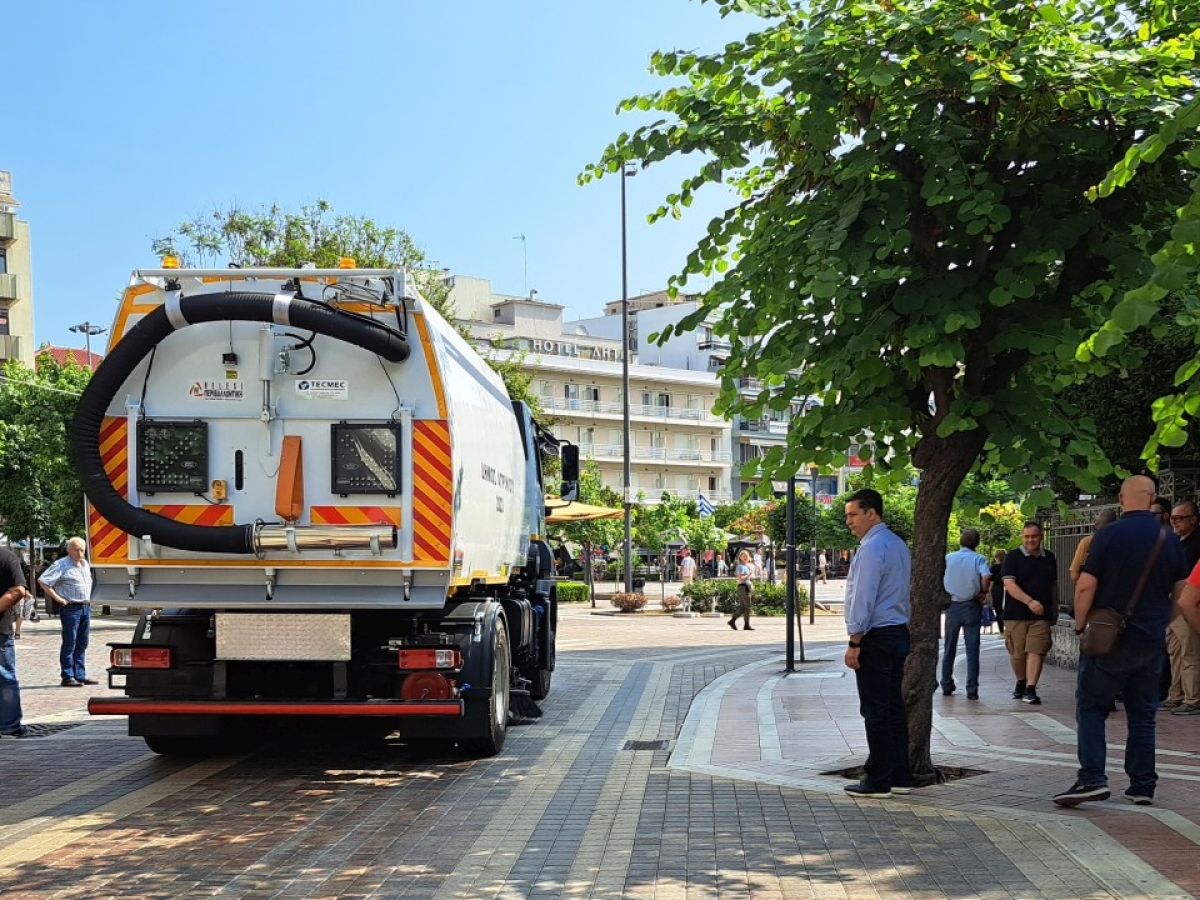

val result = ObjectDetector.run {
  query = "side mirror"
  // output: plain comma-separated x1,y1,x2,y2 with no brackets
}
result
560,443,580,500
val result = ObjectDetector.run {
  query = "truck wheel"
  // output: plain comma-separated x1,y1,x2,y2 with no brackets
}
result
467,618,510,756
143,735,218,756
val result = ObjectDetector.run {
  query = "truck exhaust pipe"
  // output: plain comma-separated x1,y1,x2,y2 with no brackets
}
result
252,523,399,555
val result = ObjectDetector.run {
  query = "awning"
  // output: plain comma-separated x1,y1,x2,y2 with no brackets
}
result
544,498,624,523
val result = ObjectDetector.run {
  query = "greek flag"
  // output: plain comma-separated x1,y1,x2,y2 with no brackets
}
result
697,492,715,518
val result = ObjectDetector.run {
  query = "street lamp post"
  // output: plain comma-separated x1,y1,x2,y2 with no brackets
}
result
69,322,107,370
810,465,819,625
621,163,636,594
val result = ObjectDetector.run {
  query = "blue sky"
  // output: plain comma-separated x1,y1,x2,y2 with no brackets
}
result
8,0,753,354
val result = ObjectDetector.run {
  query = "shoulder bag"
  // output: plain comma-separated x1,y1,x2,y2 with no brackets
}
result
1078,528,1165,659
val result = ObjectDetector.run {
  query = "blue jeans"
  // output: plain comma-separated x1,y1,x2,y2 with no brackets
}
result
59,603,91,682
941,601,982,694
854,625,913,790
0,632,23,733
1076,640,1163,794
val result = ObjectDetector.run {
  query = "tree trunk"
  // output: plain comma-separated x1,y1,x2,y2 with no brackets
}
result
905,430,988,783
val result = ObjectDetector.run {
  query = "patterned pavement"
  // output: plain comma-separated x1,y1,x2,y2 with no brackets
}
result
1,590,1198,898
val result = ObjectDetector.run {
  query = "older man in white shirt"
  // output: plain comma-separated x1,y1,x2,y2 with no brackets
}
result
39,538,96,688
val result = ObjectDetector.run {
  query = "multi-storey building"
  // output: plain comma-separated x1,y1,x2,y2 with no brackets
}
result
454,276,733,504
0,170,35,366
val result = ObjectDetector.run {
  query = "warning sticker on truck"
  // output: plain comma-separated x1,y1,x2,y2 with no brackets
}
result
296,379,349,400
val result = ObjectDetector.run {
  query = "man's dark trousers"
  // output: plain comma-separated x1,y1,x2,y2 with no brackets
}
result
855,624,913,790
941,601,982,694
1077,639,1163,795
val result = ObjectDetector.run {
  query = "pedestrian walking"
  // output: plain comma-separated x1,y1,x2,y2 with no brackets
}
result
730,550,754,631
1163,500,1200,714
39,537,97,687
842,488,913,799
940,529,992,700
0,547,32,738
1069,509,1117,584
679,548,697,586
1002,521,1058,705
1054,475,1187,807
818,551,828,584
989,550,1006,634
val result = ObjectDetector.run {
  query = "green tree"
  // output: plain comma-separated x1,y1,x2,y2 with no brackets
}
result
633,493,693,578
585,0,1196,780
152,199,455,321
0,356,91,545
1081,89,1200,462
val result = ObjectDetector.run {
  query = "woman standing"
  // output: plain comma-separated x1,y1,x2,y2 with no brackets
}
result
731,550,755,631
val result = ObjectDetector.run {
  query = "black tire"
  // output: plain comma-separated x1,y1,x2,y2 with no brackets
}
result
143,735,218,757
466,618,510,756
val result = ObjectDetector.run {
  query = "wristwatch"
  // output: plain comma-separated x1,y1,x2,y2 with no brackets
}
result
848,640,861,649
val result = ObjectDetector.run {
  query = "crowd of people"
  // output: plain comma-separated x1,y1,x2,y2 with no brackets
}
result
841,476,1200,808
0,537,95,739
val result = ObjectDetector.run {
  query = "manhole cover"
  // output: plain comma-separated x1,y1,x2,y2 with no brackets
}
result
623,740,670,751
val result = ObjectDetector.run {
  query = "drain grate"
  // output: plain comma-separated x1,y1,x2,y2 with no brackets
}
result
623,740,670,751
8,723,84,739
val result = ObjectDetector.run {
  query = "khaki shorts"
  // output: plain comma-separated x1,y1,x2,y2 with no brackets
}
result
1005,619,1052,660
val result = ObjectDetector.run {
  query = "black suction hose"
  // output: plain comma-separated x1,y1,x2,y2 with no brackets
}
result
71,291,410,555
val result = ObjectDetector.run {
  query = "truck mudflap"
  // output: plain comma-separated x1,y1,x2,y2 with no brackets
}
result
87,698,463,716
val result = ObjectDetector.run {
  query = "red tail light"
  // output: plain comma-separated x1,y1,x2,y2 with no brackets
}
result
111,647,172,669
398,648,461,670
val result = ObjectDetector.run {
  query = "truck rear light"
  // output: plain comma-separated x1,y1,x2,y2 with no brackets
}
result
398,648,461,670
112,647,172,669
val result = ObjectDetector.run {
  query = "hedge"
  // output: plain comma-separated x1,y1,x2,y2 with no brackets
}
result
556,582,591,604
679,579,807,617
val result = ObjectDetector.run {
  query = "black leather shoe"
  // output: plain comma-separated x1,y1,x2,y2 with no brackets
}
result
80,678,100,686
743,625,753,630
967,692,979,700
942,687,955,696
61,679,82,687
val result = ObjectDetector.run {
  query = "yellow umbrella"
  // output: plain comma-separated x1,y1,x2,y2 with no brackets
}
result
544,497,624,523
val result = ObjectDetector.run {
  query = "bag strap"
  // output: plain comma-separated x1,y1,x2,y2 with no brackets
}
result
1124,527,1167,619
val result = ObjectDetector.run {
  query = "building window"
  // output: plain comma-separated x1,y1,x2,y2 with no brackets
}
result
578,426,594,447
0,249,6,274
0,309,8,336
708,476,717,491
650,432,666,449
583,386,600,402
537,380,553,398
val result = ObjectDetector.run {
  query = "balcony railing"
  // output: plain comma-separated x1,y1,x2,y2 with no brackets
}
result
737,419,789,435
539,396,720,424
0,212,14,246
698,339,732,352
0,274,18,303
579,443,733,464
0,334,21,362
634,488,734,505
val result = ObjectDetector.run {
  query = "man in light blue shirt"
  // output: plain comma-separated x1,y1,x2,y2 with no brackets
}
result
843,488,912,799
940,529,992,700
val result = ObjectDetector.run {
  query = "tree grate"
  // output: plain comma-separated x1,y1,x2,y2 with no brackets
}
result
823,764,987,785
622,740,670,751
8,723,84,739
